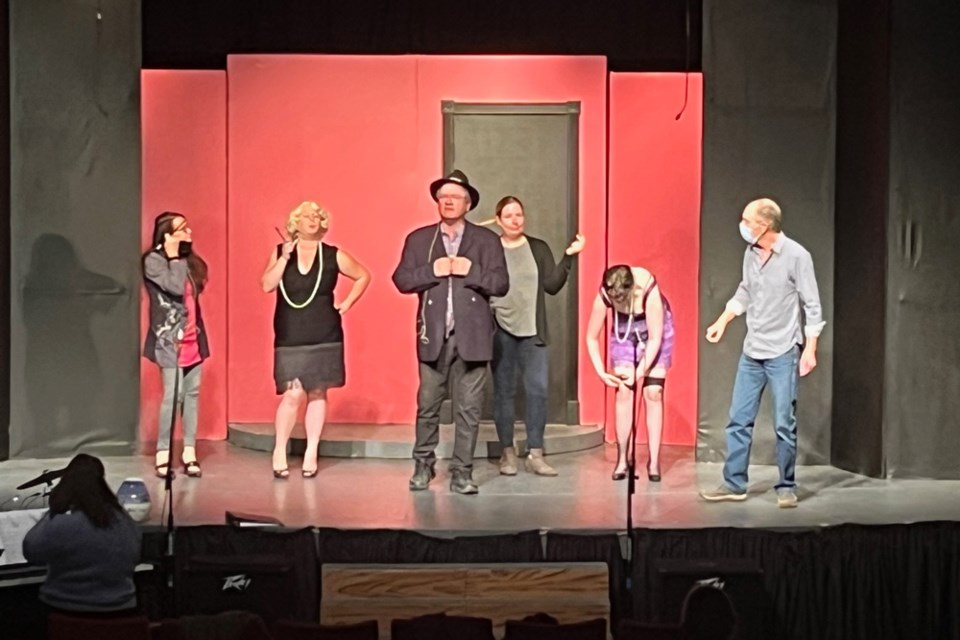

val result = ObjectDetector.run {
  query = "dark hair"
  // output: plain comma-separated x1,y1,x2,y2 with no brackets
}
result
494,195,524,218
48,454,125,529
680,584,738,640
144,211,209,292
602,264,635,306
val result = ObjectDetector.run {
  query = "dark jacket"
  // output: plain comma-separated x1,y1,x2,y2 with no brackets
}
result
393,221,509,362
514,235,575,346
142,251,210,368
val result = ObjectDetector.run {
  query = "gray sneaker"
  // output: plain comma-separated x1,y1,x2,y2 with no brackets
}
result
700,484,747,502
776,487,798,508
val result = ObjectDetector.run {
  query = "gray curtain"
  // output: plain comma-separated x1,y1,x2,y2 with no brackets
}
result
698,0,836,465
9,0,141,457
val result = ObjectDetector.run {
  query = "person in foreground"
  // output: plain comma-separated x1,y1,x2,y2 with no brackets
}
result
261,201,370,479
392,170,509,495
23,454,142,620
586,264,676,481
700,198,825,508
143,211,209,479
489,195,585,477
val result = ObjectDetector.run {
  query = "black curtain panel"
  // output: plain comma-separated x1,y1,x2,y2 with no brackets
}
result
630,523,960,640
545,532,628,628
833,0,960,479
141,0,702,73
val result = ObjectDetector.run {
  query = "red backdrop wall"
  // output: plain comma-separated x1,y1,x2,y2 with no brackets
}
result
140,70,228,448
225,55,609,426
140,58,702,447
608,72,703,445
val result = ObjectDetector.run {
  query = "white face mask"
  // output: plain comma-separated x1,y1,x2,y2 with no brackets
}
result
739,221,760,244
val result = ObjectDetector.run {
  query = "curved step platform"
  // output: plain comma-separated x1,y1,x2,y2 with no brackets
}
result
227,422,605,459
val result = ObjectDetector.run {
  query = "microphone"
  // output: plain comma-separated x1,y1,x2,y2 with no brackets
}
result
16,468,65,490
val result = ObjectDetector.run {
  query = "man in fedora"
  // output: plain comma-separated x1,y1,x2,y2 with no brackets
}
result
393,170,509,494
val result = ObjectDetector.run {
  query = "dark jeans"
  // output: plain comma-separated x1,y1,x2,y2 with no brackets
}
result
414,332,487,471
492,328,549,450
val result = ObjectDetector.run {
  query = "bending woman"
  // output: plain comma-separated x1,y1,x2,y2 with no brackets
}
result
261,201,370,479
585,265,675,481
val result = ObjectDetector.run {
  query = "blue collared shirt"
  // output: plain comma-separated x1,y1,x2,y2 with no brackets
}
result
725,232,825,359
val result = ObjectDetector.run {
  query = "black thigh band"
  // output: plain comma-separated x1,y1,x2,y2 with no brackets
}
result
642,377,665,389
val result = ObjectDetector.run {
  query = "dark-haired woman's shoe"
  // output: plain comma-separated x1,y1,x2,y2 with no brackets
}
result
183,459,202,478
302,468,317,479
272,468,289,480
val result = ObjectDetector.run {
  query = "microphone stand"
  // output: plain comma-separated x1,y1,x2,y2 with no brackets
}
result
162,335,183,610
625,339,642,612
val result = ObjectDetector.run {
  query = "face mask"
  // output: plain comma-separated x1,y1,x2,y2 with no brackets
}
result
739,221,759,244
177,241,193,258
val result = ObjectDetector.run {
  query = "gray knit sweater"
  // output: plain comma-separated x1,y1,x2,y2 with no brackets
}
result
23,509,141,612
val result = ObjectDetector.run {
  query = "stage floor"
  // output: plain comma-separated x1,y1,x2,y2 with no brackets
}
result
3,441,959,533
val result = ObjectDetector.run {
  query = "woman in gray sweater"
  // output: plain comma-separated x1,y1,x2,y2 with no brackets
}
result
23,454,142,617
490,196,585,476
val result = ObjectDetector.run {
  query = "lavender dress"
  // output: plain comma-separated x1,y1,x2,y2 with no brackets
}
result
605,278,675,369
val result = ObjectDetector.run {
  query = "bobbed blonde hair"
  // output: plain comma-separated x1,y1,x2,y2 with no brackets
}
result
286,201,330,238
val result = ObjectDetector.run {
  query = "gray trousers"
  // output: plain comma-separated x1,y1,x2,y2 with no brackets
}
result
157,363,202,451
414,332,487,471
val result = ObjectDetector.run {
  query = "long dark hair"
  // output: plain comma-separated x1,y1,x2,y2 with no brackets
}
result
48,454,125,529
144,211,209,292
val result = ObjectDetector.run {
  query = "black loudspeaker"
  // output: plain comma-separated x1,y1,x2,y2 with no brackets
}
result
653,558,769,640
174,526,317,623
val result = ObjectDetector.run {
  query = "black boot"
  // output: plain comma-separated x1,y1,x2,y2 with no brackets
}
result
450,468,479,495
409,460,436,491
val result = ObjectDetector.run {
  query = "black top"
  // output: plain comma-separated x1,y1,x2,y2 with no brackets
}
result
273,243,342,347
524,236,576,346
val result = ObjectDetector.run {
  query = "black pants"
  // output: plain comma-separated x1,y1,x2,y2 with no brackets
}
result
414,332,487,471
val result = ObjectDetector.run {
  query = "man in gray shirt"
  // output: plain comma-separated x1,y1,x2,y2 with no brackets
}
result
700,198,824,508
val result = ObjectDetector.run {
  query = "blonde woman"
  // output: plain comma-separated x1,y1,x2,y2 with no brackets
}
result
261,202,370,479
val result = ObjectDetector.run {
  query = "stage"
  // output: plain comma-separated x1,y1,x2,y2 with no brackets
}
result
3,435,959,533
5,435,960,640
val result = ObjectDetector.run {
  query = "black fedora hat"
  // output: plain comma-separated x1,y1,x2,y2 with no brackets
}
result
429,170,480,211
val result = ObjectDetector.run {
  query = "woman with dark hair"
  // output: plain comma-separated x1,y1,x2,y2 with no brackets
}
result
585,264,676,481
143,211,209,478
489,195,585,476
23,454,142,616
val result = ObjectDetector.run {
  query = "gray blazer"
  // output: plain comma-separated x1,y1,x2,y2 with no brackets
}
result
393,221,509,362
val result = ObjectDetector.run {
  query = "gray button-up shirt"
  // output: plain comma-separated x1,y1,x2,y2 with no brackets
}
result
441,223,464,337
726,232,825,359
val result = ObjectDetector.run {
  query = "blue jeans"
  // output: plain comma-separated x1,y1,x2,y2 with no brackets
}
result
492,328,549,450
722,345,800,493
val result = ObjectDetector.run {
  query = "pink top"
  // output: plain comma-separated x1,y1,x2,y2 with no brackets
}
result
179,279,202,367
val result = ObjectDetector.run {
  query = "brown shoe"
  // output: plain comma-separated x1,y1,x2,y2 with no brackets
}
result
525,448,558,476
499,446,518,476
